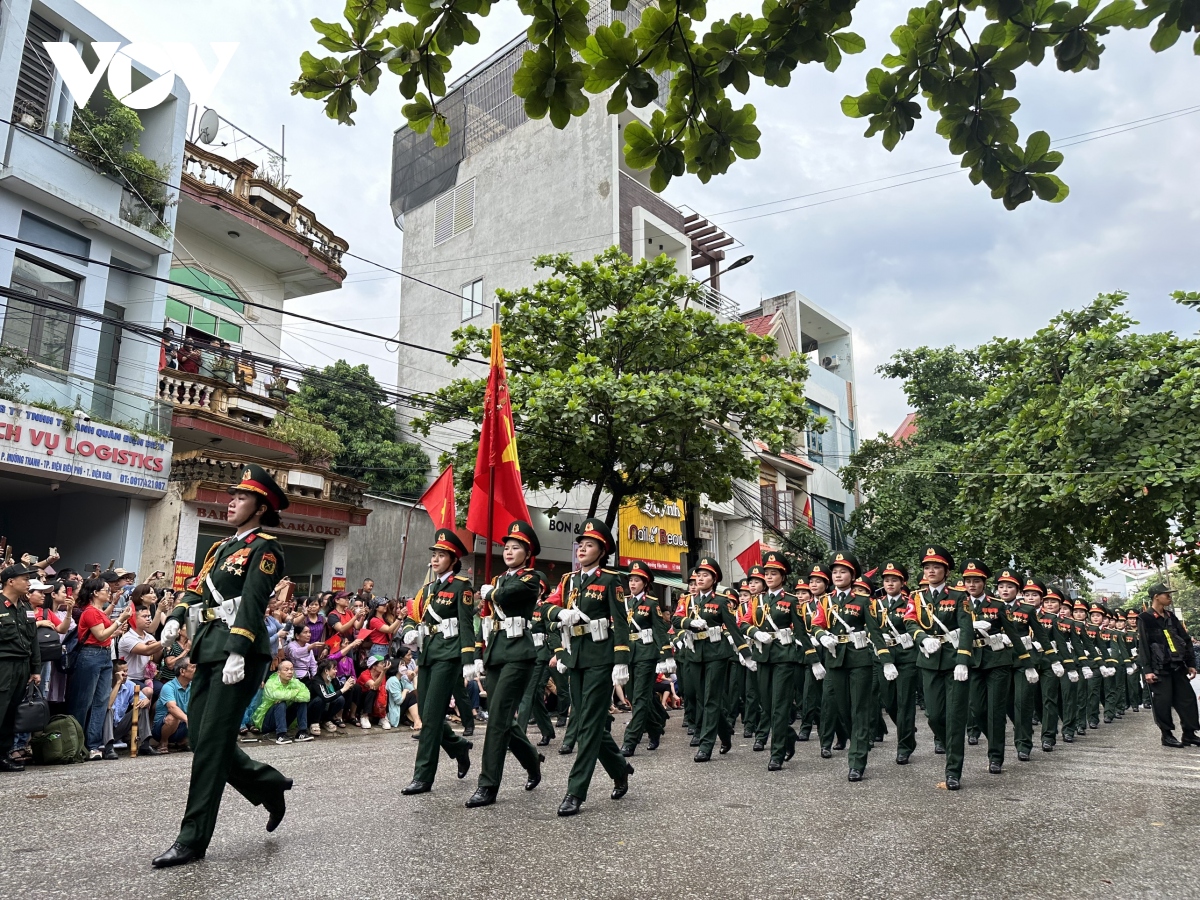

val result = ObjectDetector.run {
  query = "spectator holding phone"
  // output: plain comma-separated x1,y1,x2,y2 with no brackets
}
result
67,577,132,760
386,656,422,733
292,596,327,644
313,658,353,733
118,605,165,756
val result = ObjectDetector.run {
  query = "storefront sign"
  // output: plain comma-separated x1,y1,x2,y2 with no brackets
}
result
194,504,346,538
0,402,171,497
618,499,687,572
173,560,195,591
331,576,346,592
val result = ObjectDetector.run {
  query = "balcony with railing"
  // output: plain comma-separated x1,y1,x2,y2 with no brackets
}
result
171,449,368,510
179,142,349,299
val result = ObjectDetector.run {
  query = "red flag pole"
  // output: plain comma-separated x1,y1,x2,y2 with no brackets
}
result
395,502,416,601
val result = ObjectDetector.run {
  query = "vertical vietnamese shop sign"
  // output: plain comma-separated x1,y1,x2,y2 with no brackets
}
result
44,41,238,110
0,402,171,496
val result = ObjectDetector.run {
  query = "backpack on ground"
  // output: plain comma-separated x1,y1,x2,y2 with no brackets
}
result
30,715,87,765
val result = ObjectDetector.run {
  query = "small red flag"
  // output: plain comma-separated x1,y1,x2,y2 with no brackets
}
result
419,466,456,530
802,495,814,528
735,540,763,575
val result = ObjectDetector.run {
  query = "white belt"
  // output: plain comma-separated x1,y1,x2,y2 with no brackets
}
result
638,627,654,644
987,633,1006,651
532,632,546,647
775,629,793,645
704,627,722,643
501,616,528,639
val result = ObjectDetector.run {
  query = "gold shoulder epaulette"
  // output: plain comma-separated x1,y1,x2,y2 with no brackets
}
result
454,575,470,583
257,532,277,540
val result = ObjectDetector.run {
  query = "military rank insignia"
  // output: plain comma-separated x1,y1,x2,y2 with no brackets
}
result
260,552,277,575
221,547,252,576
463,591,474,607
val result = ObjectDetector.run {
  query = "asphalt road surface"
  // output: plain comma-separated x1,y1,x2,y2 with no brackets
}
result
3,705,1197,900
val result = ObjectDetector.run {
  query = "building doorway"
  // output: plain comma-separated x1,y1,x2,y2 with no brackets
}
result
195,527,326,596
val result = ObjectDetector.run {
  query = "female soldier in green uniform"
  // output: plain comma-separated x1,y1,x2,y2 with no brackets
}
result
811,552,894,782
465,521,545,808
876,561,917,764
400,529,476,795
621,560,673,756
516,571,556,747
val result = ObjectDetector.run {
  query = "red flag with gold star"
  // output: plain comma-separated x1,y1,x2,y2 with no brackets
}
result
418,466,456,530
467,323,531,544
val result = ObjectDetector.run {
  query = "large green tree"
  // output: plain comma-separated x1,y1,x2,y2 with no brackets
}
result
845,293,1200,581
412,248,812,525
293,0,1195,208
291,360,429,497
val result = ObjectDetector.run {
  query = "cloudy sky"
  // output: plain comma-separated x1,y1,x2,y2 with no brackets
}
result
82,0,1199,438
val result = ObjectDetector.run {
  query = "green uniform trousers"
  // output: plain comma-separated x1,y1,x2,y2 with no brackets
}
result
819,673,849,751
0,658,31,754
726,662,745,730
871,661,888,741
1103,672,1120,721
743,663,764,736
921,669,968,779
1126,667,1142,709
679,659,700,731
1037,660,1060,743
1086,674,1102,726
967,670,985,740
757,661,798,765
694,658,732,755
477,660,540,790
1009,669,1036,754
800,665,821,735
977,667,1010,764
455,680,475,732
551,665,571,720
566,665,628,801
177,657,289,853
880,662,918,756
1058,674,1078,739
622,659,665,749
516,658,555,742
413,659,473,784
824,666,875,771
562,668,582,750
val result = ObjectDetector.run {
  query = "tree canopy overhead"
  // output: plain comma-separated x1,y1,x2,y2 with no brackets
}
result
293,0,1195,208
411,248,813,525
844,293,1200,582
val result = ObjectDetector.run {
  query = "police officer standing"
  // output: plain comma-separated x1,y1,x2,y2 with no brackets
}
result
1137,583,1200,748
0,563,41,773
153,464,292,868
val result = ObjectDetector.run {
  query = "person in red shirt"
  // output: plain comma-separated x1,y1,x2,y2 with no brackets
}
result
356,657,389,729
324,592,362,655
66,578,132,758
176,339,201,374
364,599,402,659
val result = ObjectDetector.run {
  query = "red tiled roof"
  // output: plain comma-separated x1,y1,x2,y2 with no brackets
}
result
893,413,918,443
742,314,776,336
754,441,815,470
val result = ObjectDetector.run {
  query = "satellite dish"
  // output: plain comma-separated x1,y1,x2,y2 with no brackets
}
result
197,108,220,144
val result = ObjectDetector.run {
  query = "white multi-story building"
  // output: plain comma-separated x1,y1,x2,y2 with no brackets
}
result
0,0,187,570
390,5,858,586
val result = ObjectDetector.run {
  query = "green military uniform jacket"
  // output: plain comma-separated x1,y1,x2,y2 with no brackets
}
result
481,567,541,667
546,568,631,670
169,528,284,663
877,593,917,666
671,591,749,664
403,573,477,667
812,590,890,670
626,592,672,664
1079,622,1103,670
1034,610,1066,670
903,585,973,672
1007,601,1051,670
745,591,814,665
0,592,40,672
1047,613,1078,672
972,594,1027,670
1098,626,1120,668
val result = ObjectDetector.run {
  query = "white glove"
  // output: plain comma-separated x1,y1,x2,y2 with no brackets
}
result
556,660,567,674
819,634,838,652
882,663,898,682
1132,647,1137,658
973,619,991,633
1025,667,1039,684
1033,641,1043,652
655,660,672,675
1021,635,1033,651
811,663,826,681
1105,666,1116,678
921,637,941,656
556,607,583,628
690,617,709,630
463,663,478,682
473,659,485,679
745,658,758,672
1000,634,1013,647
1126,664,1136,675
755,631,773,645
1051,661,1065,678
1082,666,1093,680
159,619,180,647
953,664,969,682
402,628,420,647
222,652,246,685
612,664,630,687
1067,669,1079,683
662,658,676,674
479,584,494,600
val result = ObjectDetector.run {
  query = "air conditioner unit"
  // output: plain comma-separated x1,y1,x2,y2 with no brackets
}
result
821,355,841,370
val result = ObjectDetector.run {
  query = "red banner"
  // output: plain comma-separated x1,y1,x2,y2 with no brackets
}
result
172,560,194,591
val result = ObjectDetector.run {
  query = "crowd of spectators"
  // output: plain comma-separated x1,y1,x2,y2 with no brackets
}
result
4,560,685,770
159,329,291,401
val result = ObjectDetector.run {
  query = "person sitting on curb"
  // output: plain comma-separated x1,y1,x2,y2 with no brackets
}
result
251,661,314,744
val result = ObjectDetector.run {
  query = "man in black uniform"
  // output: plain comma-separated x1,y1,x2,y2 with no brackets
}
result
1137,583,1200,747
153,465,291,868
0,563,41,772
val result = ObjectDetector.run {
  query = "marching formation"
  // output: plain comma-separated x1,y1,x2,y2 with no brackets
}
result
150,469,1194,869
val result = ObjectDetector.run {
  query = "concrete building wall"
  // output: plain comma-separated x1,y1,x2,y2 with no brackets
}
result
346,494,438,600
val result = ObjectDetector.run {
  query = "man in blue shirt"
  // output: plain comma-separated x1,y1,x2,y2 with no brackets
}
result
154,661,195,750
